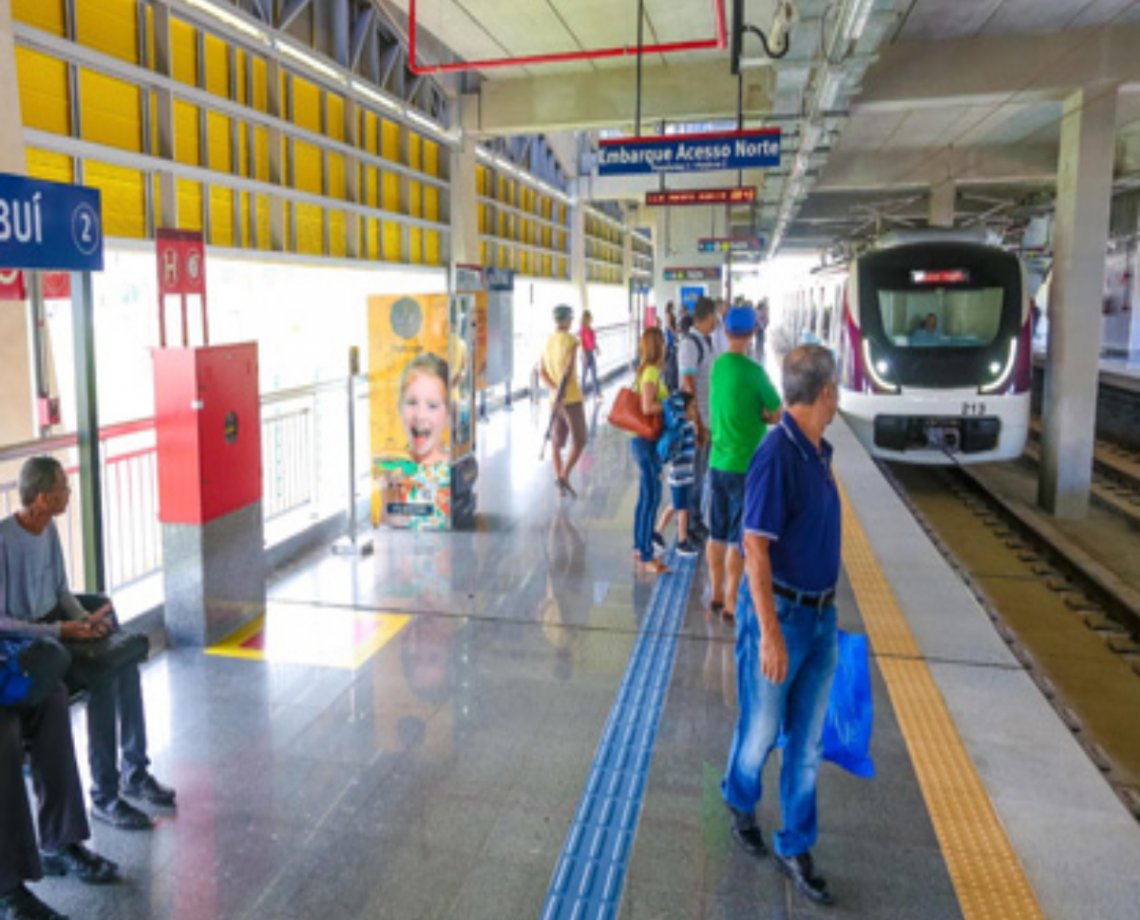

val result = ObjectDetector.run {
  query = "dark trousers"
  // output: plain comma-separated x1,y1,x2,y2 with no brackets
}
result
582,350,600,397
0,684,90,893
73,596,150,806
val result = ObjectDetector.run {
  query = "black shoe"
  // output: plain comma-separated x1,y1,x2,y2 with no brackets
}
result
0,885,69,920
121,772,176,807
40,843,119,885
651,531,666,553
675,538,699,557
91,797,153,831
775,851,834,906
727,807,767,858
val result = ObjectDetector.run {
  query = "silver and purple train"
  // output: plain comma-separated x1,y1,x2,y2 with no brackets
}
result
785,233,1032,463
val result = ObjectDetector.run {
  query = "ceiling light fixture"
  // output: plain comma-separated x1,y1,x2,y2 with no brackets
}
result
276,38,345,84
350,79,403,114
182,0,269,43
840,0,875,46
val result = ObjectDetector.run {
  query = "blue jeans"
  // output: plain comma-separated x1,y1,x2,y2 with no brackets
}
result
582,351,600,396
708,468,746,544
630,436,662,562
722,593,838,857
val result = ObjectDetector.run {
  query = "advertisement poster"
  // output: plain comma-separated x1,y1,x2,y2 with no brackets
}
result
369,293,451,530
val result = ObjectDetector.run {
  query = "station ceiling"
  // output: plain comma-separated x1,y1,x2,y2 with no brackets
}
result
384,0,1140,254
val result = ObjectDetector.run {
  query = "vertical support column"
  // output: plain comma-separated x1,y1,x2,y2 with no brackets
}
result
71,271,104,592
266,59,287,251
343,98,361,259
152,1,178,230
448,132,480,270
570,199,588,311
928,179,955,228
0,0,35,446
1038,83,1118,518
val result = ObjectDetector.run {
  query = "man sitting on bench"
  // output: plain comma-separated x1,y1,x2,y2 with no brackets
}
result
2,675,119,920
0,457,175,831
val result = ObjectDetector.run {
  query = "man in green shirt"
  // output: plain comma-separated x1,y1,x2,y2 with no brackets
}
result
707,306,781,618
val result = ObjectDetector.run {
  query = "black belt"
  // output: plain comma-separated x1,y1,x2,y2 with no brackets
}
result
773,583,835,610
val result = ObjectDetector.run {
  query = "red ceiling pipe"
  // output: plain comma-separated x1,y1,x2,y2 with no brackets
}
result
408,0,727,75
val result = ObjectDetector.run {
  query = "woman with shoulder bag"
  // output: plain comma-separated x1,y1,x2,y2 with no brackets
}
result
630,327,670,575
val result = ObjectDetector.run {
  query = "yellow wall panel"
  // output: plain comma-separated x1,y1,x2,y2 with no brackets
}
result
362,166,377,207
326,96,344,142
295,204,323,255
362,112,378,154
25,149,73,185
233,51,247,106
86,161,145,238
382,221,400,261
409,227,422,264
327,152,346,200
365,218,379,260
239,191,251,247
380,120,399,161
476,165,487,196
235,123,249,177
177,180,203,231
255,194,271,250
252,126,269,182
203,34,230,99
381,172,399,212
79,70,142,152
292,77,321,133
12,0,65,35
173,101,201,165
408,180,421,218
76,0,137,65
328,211,347,258
206,112,232,172
209,186,234,247
425,231,440,265
14,48,69,135
422,140,438,176
250,57,269,112
292,140,322,195
170,18,198,87
423,186,438,222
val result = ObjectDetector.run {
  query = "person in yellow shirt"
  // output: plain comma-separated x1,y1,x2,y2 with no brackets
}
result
540,304,587,496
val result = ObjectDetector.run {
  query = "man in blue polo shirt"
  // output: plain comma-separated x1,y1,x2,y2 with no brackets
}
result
721,345,841,908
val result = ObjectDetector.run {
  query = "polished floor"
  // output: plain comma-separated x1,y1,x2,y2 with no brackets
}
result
36,393,970,919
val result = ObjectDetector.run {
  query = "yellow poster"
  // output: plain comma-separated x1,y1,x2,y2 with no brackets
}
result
369,293,451,530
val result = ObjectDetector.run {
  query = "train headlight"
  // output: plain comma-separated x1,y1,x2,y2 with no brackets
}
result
862,340,899,394
979,338,1018,394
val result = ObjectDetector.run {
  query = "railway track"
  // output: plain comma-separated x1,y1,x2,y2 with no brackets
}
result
1025,420,1140,526
882,459,1140,822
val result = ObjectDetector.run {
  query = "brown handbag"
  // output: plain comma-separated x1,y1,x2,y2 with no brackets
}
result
608,386,662,441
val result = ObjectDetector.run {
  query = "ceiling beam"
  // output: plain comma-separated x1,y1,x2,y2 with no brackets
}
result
462,61,771,135
857,22,1140,113
816,145,1060,192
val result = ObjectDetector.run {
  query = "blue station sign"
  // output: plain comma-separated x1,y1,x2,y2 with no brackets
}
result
598,128,781,177
0,173,103,272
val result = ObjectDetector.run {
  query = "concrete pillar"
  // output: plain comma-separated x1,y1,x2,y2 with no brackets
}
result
0,0,34,445
448,133,480,270
570,199,588,311
928,180,955,228
1038,83,1118,518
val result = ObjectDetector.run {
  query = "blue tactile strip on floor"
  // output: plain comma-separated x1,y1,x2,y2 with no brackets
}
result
540,552,698,920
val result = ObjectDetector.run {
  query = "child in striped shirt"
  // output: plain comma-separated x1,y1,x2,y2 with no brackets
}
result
654,393,699,557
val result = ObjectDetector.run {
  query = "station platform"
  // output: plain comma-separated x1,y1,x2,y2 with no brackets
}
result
38,387,1140,920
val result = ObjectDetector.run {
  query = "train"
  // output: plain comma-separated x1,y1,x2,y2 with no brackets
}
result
781,232,1032,463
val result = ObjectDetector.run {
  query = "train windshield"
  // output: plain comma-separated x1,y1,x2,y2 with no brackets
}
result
877,283,1005,350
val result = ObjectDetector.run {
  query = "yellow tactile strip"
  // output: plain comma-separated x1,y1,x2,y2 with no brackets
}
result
839,480,1044,920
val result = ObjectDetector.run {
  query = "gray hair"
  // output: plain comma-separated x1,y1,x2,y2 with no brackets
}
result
19,456,64,507
782,345,837,407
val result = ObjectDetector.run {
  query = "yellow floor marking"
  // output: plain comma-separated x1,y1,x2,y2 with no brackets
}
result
205,602,410,670
839,480,1044,920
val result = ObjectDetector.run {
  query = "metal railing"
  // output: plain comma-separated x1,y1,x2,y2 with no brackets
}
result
0,326,635,599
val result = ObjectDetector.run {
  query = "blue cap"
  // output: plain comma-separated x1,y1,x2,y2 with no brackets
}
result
724,305,756,336
553,304,573,323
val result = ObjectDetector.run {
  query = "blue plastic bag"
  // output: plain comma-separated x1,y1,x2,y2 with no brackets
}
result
821,630,875,778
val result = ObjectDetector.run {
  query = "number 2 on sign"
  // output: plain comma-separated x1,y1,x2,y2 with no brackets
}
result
961,402,986,416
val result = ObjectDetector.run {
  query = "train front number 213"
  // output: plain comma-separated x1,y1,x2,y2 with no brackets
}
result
961,402,986,416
